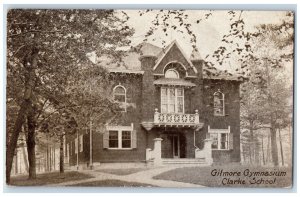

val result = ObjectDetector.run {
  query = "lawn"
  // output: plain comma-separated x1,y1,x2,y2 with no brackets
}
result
69,179,154,187
9,171,94,186
153,164,292,188
96,168,149,175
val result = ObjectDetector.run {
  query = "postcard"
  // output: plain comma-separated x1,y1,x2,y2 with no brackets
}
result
6,9,293,188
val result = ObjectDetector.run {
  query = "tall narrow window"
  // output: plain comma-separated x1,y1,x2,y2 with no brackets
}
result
122,131,131,148
213,90,225,116
161,87,184,113
211,133,219,149
109,130,119,148
177,88,184,113
113,85,126,112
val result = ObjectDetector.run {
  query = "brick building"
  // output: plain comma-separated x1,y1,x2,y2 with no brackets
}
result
65,40,242,168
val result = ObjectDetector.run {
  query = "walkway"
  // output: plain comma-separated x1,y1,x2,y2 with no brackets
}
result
49,166,205,188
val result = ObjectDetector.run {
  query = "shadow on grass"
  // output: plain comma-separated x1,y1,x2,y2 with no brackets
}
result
9,171,93,186
69,179,155,187
153,164,292,188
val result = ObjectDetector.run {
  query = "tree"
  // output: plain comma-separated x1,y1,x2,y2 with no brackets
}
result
6,9,134,183
240,13,293,166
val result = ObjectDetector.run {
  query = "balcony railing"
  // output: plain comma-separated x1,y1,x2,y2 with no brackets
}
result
153,108,199,126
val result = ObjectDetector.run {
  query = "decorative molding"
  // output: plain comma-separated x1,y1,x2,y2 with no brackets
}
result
140,122,154,131
208,125,231,133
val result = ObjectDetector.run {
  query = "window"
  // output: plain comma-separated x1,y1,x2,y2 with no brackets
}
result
209,133,229,150
122,131,131,148
213,90,225,116
109,130,119,148
165,69,179,78
113,85,126,112
220,133,228,149
104,124,137,149
210,133,219,149
108,130,132,149
161,87,184,113
208,126,232,150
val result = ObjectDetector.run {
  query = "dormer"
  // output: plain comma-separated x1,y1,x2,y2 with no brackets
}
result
153,40,198,78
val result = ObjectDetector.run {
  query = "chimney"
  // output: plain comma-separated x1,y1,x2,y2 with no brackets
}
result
139,55,157,122
190,48,204,116
190,48,204,80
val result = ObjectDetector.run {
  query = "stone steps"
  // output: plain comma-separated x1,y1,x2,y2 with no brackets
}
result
162,158,207,165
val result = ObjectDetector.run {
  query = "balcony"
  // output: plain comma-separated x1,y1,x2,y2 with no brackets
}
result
153,108,200,127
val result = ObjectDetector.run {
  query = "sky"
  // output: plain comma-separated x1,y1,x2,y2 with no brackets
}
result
124,10,287,56
122,10,292,73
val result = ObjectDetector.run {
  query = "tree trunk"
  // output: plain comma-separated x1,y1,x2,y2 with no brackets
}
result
6,99,31,184
53,144,56,171
278,127,284,166
261,136,265,165
6,48,38,184
49,146,52,172
266,133,271,163
60,135,64,173
46,135,49,171
270,126,279,166
14,150,18,174
26,110,37,179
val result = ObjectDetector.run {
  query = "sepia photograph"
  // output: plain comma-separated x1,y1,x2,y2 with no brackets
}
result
5,8,294,188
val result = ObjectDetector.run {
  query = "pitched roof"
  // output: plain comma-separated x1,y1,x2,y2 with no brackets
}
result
97,40,242,81
132,42,162,57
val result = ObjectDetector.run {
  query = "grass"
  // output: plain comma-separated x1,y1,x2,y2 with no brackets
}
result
153,164,292,188
9,171,94,186
96,168,149,175
69,179,154,187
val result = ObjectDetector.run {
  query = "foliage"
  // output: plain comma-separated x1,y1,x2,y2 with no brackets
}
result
6,9,134,181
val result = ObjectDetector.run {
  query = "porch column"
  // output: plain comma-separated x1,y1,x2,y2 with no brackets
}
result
153,138,163,166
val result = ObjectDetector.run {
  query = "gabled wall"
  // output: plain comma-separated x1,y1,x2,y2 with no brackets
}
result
154,44,197,77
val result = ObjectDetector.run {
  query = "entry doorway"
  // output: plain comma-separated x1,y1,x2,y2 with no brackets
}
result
161,133,186,159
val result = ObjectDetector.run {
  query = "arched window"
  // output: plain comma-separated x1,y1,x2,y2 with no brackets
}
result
165,69,179,79
113,85,126,112
213,90,225,116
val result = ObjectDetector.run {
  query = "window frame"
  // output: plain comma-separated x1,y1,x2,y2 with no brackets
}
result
208,126,230,150
107,125,133,150
160,87,185,114
213,90,225,116
113,85,127,112
165,69,180,79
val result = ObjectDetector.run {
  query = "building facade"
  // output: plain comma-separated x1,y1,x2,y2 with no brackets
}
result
65,40,242,168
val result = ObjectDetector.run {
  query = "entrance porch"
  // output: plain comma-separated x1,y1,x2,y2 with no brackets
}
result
145,129,213,166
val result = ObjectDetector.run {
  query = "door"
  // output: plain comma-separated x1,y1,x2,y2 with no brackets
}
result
161,134,181,158
172,135,180,158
